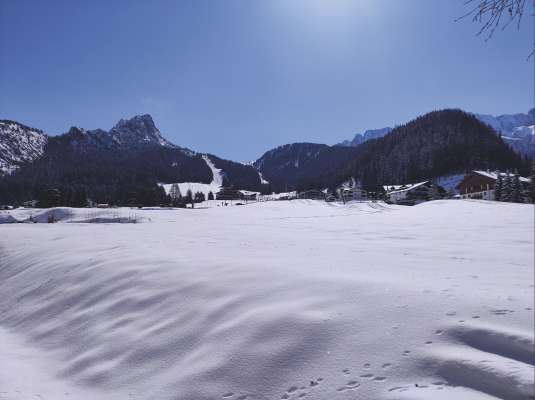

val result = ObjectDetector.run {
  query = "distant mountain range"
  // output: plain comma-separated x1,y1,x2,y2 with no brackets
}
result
0,108,531,204
337,127,393,147
256,109,526,192
337,109,534,158
474,109,534,157
0,115,264,205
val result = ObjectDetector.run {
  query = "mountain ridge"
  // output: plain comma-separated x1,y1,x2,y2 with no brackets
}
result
255,109,527,192
336,109,534,158
0,114,180,175
474,109,534,157
0,108,531,204
0,115,264,205
337,127,393,147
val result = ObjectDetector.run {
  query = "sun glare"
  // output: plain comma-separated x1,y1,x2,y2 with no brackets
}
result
272,0,374,35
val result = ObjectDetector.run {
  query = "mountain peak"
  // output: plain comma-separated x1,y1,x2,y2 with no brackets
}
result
66,126,86,136
114,114,156,130
110,114,173,148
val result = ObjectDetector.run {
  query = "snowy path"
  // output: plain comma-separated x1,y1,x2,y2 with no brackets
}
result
0,200,533,399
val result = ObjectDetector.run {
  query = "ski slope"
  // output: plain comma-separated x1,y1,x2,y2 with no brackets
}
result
0,200,533,400
160,155,223,198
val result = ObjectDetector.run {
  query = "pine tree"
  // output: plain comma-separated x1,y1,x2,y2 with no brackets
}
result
429,184,442,200
71,187,88,207
511,174,522,203
169,183,181,205
501,174,512,202
38,188,61,208
194,192,205,203
185,189,193,202
185,189,193,208
494,174,503,201
208,191,214,200
530,159,535,203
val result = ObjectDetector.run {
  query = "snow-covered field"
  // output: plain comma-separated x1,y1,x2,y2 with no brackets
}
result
0,200,533,400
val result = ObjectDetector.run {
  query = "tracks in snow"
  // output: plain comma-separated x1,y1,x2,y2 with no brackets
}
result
389,322,534,400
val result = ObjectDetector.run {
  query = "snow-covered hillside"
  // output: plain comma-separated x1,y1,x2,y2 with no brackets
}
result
160,155,224,198
336,109,534,157
0,120,48,175
0,200,532,399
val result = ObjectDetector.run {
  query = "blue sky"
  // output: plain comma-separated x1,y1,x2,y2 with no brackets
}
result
1,0,532,160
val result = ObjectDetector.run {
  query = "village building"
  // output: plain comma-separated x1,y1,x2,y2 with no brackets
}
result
336,178,367,202
22,200,38,208
383,181,442,205
297,189,326,200
262,191,297,201
457,170,530,200
339,187,367,202
238,190,259,201
216,187,242,200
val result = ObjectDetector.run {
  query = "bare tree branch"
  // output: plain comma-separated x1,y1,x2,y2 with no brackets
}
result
457,0,533,58
457,0,528,39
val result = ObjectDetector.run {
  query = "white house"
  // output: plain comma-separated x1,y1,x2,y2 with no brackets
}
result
383,181,433,204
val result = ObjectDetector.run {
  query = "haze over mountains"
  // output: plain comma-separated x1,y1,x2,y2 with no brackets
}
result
0,108,532,204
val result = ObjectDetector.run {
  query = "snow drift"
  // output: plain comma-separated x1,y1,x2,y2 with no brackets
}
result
0,200,533,399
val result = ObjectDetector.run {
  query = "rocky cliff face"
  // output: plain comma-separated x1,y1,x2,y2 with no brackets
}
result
109,114,174,148
0,120,48,175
